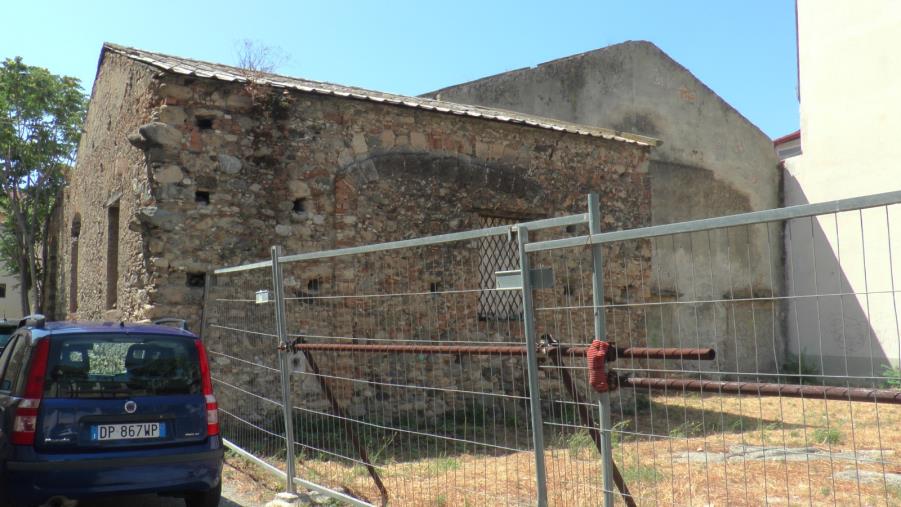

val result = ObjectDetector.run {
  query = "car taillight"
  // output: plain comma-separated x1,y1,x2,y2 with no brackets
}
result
195,339,219,436
12,338,50,445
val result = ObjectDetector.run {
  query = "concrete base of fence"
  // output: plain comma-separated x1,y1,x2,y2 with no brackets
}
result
265,492,302,507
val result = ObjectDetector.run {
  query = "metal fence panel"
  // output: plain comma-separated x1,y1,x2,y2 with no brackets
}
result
201,190,901,507
527,196,901,506
203,266,285,463
280,233,553,506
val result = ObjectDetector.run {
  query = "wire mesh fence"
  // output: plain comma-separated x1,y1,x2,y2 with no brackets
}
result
278,228,565,507
202,191,901,507
525,193,901,506
203,267,288,464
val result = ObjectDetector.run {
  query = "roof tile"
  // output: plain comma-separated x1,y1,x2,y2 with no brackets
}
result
101,43,659,147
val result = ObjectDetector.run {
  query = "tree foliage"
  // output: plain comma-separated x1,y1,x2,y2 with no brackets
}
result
0,57,86,315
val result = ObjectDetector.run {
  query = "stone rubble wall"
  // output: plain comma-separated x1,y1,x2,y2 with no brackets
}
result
54,55,654,427
51,53,159,322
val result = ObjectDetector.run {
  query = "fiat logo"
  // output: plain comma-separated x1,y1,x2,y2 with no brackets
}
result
124,401,137,414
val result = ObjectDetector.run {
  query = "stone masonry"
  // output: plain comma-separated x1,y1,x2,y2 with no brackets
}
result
48,44,656,423
50,44,654,328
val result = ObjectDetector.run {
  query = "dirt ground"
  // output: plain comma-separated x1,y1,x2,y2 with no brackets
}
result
283,393,901,506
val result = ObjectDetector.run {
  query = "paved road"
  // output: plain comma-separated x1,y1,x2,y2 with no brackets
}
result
37,459,274,506
78,496,243,507
75,489,256,507
72,475,266,507
74,491,254,507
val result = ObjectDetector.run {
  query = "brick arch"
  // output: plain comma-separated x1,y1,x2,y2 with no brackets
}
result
332,151,550,251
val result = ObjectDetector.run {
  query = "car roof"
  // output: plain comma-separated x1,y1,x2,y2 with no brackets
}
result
28,321,197,339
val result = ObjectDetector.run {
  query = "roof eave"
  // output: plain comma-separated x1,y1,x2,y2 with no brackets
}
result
100,43,658,148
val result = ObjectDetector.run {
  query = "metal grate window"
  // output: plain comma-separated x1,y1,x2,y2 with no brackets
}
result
478,215,523,320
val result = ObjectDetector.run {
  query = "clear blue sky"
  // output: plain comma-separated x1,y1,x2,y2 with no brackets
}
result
2,0,799,138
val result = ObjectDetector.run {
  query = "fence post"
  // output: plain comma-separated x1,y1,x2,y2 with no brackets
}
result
517,226,549,507
588,193,615,507
271,245,298,495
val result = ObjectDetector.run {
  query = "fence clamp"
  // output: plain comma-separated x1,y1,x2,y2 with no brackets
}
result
495,267,555,291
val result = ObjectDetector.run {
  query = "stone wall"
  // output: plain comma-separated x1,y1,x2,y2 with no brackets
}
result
51,53,159,322
53,52,654,427
127,71,653,329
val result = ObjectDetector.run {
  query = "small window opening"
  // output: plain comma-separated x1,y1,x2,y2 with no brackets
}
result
195,191,210,205
478,215,523,320
106,204,120,310
0,284,6,298
307,278,321,292
195,117,214,130
186,272,205,288
429,282,441,293
293,198,306,213
70,214,81,313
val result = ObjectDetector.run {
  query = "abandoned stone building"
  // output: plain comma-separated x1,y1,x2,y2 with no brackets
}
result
47,42,659,331
45,41,788,382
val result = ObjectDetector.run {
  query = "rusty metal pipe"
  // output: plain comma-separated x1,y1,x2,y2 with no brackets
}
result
623,377,901,404
557,346,715,361
293,342,715,361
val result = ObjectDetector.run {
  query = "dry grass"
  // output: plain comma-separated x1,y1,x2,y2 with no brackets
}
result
244,394,901,506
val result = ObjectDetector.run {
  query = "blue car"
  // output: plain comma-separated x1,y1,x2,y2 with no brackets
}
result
0,316,223,507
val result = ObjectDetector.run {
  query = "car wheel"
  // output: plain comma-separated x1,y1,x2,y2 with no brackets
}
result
184,482,221,507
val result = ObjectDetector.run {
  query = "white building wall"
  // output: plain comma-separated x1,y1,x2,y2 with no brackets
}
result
784,0,901,377
0,269,23,320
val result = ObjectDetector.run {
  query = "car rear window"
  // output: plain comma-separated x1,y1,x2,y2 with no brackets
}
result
44,334,201,399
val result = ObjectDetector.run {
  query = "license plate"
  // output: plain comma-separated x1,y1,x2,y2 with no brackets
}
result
91,422,166,441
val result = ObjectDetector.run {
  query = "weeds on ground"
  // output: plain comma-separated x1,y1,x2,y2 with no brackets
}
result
566,430,596,459
621,464,664,484
429,456,461,475
611,420,630,448
881,364,901,388
668,420,703,439
813,426,843,445
780,351,822,385
888,485,901,502
561,420,630,460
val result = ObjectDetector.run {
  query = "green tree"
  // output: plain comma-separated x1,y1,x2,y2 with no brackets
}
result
0,57,86,315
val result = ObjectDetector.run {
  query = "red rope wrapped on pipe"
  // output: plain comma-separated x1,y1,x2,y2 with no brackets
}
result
586,340,610,392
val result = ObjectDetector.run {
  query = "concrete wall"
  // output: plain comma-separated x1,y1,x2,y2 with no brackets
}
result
426,41,784,375
783,1,901,377
426,41,781,220
0,268,23,320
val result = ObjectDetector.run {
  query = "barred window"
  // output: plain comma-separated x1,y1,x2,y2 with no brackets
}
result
478,215,523,321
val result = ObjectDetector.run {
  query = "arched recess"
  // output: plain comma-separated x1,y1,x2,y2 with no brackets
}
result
69,213,81,314
334,151,547,237
334,151,547,322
